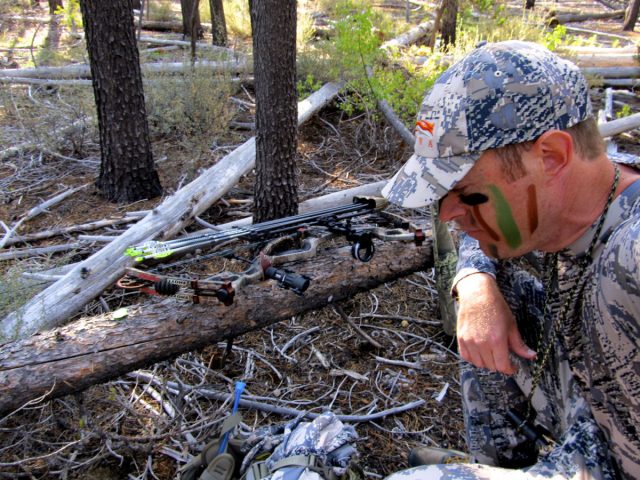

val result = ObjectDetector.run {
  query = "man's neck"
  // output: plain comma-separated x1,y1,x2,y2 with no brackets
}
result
545,159,637,252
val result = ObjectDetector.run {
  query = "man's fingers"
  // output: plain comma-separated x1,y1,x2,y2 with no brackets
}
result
492,346,516,375
459,342,485,370
509,331,537,360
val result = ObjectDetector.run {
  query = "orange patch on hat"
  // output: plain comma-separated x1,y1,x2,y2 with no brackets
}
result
416,120,435,135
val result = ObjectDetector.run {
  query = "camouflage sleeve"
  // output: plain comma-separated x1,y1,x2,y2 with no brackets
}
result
451,233,498,295
593,215,640,475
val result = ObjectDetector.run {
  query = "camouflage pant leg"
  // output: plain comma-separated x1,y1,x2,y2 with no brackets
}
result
459,265,617,479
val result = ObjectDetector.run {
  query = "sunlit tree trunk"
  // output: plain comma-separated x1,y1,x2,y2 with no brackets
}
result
250,0,298,222
209,0,227,46
440,0,458,47
48,0,62,14
79,0,162,202
180,0,203,38
623,0,640,31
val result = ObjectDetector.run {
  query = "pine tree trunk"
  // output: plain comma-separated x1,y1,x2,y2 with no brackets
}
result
180,0,203,38
48,0,62,14
623,0,640,31
79,0,162,202
250,0,298,222
440,0,458,47
209,0,227,46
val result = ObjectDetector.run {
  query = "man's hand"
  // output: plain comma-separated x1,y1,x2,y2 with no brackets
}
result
455,273,536,374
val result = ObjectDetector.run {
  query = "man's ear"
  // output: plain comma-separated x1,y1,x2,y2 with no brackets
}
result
535,130,574,178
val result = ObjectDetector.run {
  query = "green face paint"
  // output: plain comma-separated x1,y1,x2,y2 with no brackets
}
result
487,185,522,249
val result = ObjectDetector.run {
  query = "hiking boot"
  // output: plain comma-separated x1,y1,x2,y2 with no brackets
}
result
408,446,471,467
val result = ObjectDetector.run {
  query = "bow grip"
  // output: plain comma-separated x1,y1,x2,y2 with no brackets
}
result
264,266,310,295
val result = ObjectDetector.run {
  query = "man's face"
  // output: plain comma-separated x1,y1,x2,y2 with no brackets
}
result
438,149,544,259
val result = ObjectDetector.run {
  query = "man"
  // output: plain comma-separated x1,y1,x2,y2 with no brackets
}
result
382,41,639,479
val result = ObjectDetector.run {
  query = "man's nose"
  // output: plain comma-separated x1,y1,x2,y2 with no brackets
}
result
438,193,466,222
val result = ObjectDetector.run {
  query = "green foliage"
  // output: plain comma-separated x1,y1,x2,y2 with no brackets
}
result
297,73,323,100
55,0,83,31
332,1,384,80
149,0,178,22
617,104,633,119
543,24,568,51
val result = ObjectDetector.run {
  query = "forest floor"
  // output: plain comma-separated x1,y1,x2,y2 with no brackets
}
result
1,1,640,479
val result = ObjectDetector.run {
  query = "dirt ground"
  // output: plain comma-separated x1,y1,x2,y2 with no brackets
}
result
1,1,640,479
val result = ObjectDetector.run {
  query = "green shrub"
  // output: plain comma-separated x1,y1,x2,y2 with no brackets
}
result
144,62,235,146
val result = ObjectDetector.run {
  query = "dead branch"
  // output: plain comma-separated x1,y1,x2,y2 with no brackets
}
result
0,58,249,80
0,242,85,261
0,183,91,249
2,216,144,247
0,239,433,415
583,66,640,78
548,9,626,25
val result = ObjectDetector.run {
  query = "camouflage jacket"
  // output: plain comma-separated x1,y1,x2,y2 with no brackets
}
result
453,169,640,478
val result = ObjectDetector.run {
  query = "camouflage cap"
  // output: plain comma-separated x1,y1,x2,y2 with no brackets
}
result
382,40,592,208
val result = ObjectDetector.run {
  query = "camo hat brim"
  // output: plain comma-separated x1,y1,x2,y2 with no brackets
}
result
381,151,478,209
383,40,592,208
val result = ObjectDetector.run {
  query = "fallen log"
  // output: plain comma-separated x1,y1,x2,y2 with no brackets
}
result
0,58,249,80
0,238,433,415
601,78,640,88
582,66,640,78
572,53,639,68
1,215,144,247
548,9,626,25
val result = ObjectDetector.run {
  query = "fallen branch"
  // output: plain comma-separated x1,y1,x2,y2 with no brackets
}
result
130,371,426,422
0,58,249,80
599,112,640,137
548,9,626,25
582,66,640,79
0,239,433,414
0,243,85,261
601,78,640,88
2,215,144,248
0,183,90,249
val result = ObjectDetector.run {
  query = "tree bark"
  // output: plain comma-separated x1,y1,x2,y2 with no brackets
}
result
48,0,62,14
440,0,458,47
209,0,227,46
180,0,203,38
623,0,640,31
250,0,298,223
0,239,433,415
79,0,163,203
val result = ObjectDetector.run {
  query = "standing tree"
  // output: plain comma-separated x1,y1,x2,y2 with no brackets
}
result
209,0,227,46
48,0,63,14
624,0,640,31
440,0,458,47
181,0,204,38
79,0,162,202
249,0,298,222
